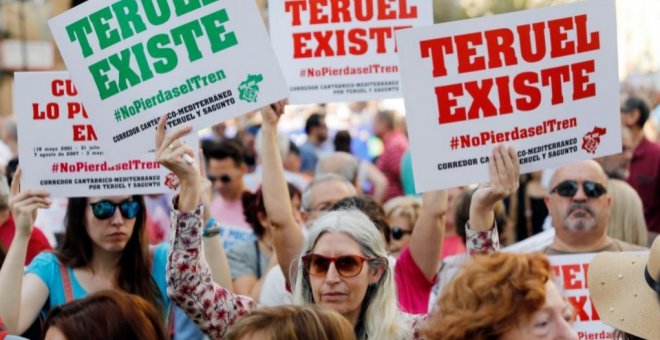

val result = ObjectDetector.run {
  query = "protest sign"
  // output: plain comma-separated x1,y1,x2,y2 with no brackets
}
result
397,0,620,191
14,71,194,197
269,0,432,104
550,253,616,339
48,0,287,160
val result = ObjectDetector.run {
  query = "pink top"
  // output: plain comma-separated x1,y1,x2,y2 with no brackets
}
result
376,131,409,201
210,194,251,230
441,234,467,259
395,246,436,314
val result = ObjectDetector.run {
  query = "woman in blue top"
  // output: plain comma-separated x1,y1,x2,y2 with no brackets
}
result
0,169,168,335
0,123,231,335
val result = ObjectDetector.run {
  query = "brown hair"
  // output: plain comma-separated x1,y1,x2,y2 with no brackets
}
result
56,196,163,314
226,305,355,340
43,290,167,340
422,252,551,340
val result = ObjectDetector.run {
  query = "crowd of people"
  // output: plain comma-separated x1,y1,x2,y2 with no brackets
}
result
0,93,656,340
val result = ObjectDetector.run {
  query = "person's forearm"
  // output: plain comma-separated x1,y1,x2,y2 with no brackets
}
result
468,200,495,232
202,234,233,291
261,122,303,287
168,207,253,339
409,192,447,280
178,176,201,212
261,123,296,225
0,234,29,332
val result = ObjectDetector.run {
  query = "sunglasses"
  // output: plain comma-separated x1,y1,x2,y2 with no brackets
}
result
90,199,140,220
208,175,231,184
390,226,412,240
551,180,607,199
302,254,372,278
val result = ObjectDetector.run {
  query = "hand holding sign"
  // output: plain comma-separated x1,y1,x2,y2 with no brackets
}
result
469,145,520,232
9,169,52,238
156,115,199,212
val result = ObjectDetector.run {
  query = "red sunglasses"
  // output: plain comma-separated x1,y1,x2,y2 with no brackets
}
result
302,254,373,278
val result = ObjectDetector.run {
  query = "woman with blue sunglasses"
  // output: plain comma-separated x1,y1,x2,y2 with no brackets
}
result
0,137,231,336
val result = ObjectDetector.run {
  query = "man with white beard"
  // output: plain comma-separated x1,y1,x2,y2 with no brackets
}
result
543,160,645,254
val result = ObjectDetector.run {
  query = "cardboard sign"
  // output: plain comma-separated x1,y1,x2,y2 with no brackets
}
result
397,0,620,191
49,0,288,160
269,0,432,104
14,72,192,197
550,254,614,339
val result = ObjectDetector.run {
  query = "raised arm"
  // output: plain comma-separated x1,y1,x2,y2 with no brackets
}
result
157,117,253,338
467,145,519,254
409,190,448,281
260,101,304,289
0,169,51,333
198,151,233,292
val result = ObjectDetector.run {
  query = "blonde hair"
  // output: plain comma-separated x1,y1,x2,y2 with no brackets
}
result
607,179,648,246
292,209,410,340
226,305,355,340
383,196,422,230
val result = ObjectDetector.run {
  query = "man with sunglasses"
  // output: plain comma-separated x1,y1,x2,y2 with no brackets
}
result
206,141,251,231
543,160,645,254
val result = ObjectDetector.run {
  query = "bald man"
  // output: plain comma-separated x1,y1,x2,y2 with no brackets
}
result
544,160,645,254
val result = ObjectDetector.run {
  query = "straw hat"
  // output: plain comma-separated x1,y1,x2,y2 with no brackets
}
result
588,237,660,339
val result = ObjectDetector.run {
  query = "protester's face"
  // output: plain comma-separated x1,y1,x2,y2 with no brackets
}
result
309,232,383,323
499,281,577,340
85,196,137,254
315,124,329,144
44,326,68,340
208,157,244,199
283,152,302,173
388,214,413,258
305,181,354,223
545,163,611,237
373,119,388,139
291,194,303,226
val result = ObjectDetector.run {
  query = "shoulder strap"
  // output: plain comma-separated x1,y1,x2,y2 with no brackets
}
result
57,262,74,303
255,240,262,279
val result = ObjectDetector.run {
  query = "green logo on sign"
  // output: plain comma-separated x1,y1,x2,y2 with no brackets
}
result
238,74,263,103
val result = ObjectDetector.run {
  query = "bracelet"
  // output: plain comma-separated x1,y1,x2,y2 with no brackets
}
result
202,217,221,238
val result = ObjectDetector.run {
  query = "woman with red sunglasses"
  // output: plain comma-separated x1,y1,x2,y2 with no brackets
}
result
0,137,231,336
164,102,517,339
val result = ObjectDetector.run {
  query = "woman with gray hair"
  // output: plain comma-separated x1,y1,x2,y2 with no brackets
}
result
165,101,513,339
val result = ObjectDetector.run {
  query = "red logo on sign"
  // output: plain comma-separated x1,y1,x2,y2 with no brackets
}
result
164,172,179,190
581,127,607,154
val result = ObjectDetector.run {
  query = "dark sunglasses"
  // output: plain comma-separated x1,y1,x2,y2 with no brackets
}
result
90,200,140,220
302,254,372,278
390,226,412,240
551,180,607,199
208,175,231,184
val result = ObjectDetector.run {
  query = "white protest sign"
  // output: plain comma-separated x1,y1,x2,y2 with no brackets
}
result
397,0,620,191
269,0,432,104
49,0,287,160
14,71,193,197
549,254,614,339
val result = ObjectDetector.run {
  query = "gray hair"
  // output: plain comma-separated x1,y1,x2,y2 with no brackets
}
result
315,152,360,184
301,174,357,212
292,209,409,339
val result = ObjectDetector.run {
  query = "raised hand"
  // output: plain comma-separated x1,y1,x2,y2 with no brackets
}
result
260,100,287,127
469,145,520,231
155,115,199,186
9,168,51,237
155,115,200,211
